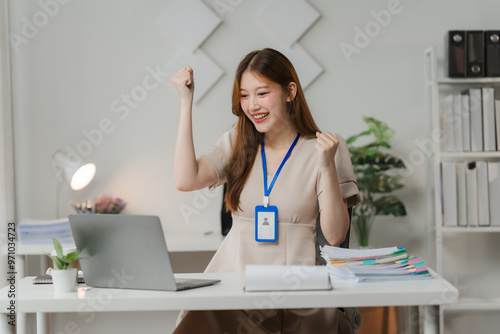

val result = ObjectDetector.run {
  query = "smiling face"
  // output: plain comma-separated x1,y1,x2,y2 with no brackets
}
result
239,70,293,135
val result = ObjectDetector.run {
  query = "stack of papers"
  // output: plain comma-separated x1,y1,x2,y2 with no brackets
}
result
320,246,432,282
18,218,74,245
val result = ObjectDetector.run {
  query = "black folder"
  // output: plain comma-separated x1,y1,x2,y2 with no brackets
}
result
466,31,485,77
485,30,500,77
448,30,467,78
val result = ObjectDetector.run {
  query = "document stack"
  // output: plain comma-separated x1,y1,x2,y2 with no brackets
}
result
18,218,74,245
320,246,432,283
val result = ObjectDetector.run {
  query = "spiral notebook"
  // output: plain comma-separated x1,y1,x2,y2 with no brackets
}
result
33,271,85,284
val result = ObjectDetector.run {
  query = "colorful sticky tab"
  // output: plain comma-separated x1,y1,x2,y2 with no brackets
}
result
393,248,406,255
412,261,426,267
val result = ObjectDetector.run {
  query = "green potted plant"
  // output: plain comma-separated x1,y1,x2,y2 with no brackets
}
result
47,237,80,292
346,116,407,247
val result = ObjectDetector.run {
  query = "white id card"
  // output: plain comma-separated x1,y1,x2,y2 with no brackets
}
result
255,205,278,242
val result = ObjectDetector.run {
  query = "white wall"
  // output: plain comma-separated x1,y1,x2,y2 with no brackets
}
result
1,0,16,332
6,0,500,333
12,0,500,253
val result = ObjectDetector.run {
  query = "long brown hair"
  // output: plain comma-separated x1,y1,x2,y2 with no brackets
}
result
225,48,320,212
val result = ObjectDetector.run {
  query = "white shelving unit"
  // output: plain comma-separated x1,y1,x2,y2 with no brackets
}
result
425,46,500,333
443,298,500,311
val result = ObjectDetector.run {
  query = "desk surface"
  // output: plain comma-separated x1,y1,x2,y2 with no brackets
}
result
1,270,458,314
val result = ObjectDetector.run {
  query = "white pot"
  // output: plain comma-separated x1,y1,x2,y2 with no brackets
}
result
51,268,77,293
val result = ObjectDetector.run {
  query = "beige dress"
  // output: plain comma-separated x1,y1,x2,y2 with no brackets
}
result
174,128,361,334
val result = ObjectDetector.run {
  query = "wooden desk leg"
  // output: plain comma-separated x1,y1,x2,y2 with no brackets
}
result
420,305,438,334
36,313,51,334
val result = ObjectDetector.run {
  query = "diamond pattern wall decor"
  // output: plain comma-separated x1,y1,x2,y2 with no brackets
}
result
159,0,222,52
167,48,224,103
159,0,224,103
279,44,323,89
259,0,323,89
259,0,320,47
160,0,322,102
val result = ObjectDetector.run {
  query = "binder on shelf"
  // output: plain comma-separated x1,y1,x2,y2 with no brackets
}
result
476,161,490,226
448,30,467,78
466,31,485,77
465,88,484,152
453,94,463,152
441,162,458,227
456,161,468,227
441,94,455,152
485,31,500,77
466,162,479,227
482,87,496,151
488,161,500,226
461,92,471,152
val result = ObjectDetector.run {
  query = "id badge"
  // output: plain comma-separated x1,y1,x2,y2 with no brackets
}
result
255,205,278,242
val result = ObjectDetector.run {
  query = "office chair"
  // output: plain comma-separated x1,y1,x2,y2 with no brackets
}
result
315,206,353,265
220,184,233,236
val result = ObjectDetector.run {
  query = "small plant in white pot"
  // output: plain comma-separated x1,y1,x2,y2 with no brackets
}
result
47,237,80,293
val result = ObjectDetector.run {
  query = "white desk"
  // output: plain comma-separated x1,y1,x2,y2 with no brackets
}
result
0,270,458,334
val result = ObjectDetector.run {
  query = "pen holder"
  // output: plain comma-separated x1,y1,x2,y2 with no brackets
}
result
70,200,95,214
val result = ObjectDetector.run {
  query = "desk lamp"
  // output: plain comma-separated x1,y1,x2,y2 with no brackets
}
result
52,150,96,190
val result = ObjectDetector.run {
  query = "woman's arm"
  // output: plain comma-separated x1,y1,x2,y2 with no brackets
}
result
172,67,218,191
315,132,350,246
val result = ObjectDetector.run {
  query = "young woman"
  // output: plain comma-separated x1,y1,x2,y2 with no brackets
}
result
171,48,360,333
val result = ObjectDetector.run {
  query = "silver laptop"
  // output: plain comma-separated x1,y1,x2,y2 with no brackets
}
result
68,214,220,291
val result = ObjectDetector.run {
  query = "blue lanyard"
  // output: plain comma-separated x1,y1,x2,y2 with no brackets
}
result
261,133,300,207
